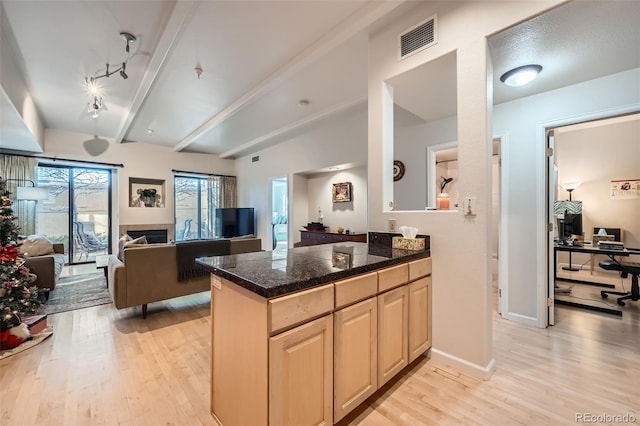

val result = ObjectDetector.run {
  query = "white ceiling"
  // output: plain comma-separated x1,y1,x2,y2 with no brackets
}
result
1,1,639,158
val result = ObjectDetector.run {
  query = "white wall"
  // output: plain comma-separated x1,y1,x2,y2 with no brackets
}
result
0,8,44,152
235,107,368,248
494,68,640,323
42,128,234,244
306,167,368,235
368,1,564,379
394,115,457,210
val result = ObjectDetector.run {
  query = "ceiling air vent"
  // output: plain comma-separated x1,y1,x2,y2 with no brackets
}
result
399,15,437,60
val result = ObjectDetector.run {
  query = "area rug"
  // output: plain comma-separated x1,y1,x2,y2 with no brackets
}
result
0,326,54,360
40,272,112,315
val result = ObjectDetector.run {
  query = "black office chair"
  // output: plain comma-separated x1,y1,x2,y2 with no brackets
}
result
599,248,640,306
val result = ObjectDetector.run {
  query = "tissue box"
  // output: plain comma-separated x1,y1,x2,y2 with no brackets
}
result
392,237,425,251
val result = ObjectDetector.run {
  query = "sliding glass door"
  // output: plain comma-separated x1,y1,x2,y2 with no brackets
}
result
175,176,215,241
36,165,111,264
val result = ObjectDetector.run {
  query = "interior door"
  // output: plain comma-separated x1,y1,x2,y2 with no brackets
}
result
547,132,557,326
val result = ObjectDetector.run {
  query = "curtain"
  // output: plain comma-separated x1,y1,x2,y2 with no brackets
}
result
206,175,237,237
0,155,37,236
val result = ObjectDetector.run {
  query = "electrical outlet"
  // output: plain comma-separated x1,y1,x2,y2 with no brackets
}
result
388,219,396,232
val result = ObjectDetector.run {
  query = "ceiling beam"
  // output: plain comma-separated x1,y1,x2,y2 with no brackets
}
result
219,96,366,159
173,0,406,152
114,1,196,144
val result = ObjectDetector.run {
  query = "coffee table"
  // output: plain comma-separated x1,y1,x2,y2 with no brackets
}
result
95,254,109,286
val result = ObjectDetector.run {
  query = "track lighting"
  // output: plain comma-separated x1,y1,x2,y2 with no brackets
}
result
120,62,128,79
83,31,136,118
88,96,104,119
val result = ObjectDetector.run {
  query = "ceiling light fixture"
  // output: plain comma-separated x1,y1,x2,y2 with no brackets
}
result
88,96,104,119
298,99,310,107
83,31,136,118
119,62,128,79
500,64,542,87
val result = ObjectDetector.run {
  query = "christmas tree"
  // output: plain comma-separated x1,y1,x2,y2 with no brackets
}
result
0,177,41,317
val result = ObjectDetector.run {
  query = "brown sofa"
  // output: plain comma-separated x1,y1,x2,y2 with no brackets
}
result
108,238,261,317
23,243,65,298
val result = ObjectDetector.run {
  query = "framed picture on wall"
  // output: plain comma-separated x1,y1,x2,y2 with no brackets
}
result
332,182,352,203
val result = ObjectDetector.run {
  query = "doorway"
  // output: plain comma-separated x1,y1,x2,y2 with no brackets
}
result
271,177,288,251
545,113,640,324
36,165,112,264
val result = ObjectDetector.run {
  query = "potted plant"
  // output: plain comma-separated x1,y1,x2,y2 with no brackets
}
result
137,188,158,207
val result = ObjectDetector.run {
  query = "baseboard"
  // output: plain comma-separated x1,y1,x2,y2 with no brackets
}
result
430,348,496,380
501,311,539,327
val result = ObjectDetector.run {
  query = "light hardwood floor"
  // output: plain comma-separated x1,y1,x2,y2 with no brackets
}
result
1,275,638,425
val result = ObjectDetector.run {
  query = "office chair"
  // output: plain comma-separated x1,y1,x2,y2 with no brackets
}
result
599,248,640,306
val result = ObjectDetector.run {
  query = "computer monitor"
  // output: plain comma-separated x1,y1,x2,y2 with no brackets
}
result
563,213,583,238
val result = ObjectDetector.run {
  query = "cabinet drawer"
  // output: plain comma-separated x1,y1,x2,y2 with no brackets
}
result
269,284,334,334
409,257,432,281
335,272,378,309
378,264,408,292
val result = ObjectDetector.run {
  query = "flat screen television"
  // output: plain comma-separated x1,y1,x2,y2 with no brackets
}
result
215,207,255,238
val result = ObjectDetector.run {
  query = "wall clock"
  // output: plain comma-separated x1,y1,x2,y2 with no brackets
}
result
393,160,405,181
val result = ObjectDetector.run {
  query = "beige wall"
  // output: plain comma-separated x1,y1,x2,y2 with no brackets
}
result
555,114,640,264
42,128,234,244
305,166,368,237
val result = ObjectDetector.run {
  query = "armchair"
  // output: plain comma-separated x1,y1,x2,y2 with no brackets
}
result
23,243,65,299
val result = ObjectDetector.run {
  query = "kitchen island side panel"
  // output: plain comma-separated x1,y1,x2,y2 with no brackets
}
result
212,277,269,426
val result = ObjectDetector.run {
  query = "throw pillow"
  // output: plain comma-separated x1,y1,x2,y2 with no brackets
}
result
18,235,54,257
121,236,148,257
117,234,132,262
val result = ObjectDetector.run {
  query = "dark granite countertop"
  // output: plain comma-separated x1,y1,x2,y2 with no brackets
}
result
196,242,430,299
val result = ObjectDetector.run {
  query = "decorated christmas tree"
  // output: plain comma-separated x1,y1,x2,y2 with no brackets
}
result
0,177,41,317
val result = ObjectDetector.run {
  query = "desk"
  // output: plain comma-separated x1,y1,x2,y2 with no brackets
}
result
554,244,629,315
554,243,629,285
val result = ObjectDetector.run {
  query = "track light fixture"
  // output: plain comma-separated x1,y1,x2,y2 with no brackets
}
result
83,31,136,118
88,96,104,119
120,62,128,79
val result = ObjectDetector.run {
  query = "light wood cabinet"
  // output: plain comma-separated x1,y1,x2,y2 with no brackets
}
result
211,256,431,425
408,276,432,363
270,314,334,426
378,263,409,292
333,298,378,422
377,285,409,387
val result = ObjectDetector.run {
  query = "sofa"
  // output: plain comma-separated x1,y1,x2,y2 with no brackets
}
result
23,243,65,298
108,238,262,318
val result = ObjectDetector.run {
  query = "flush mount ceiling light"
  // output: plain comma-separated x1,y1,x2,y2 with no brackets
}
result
500,64,542,87
83,31,136,118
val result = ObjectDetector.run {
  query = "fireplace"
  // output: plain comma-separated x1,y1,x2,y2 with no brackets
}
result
127,229,168,244
120,223,174,243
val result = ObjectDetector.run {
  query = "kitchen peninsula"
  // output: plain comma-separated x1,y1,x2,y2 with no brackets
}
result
197,240,432,426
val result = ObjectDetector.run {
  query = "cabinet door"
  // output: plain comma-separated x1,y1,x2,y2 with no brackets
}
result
334,298,378,422
270,315,333,426
377,286,408,387
408,276,432,362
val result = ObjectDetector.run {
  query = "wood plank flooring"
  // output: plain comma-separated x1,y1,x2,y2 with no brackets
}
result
1,273,638,426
